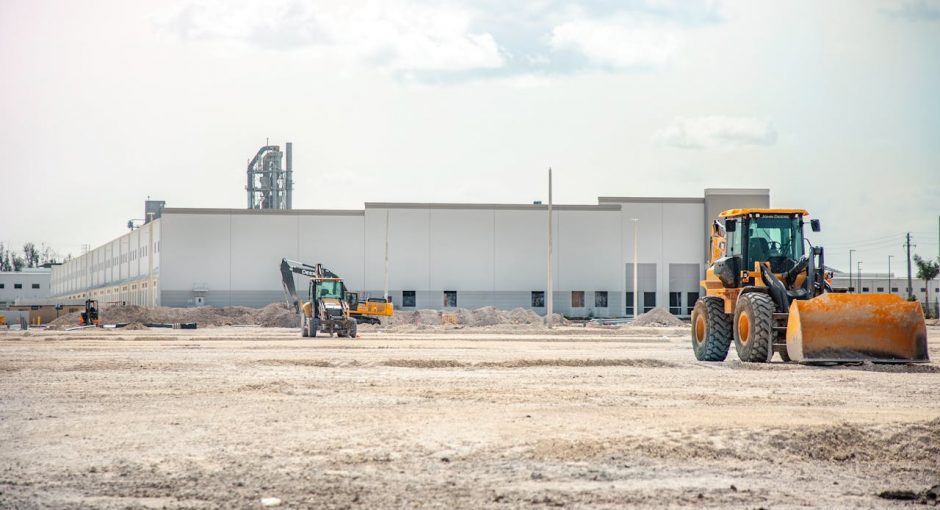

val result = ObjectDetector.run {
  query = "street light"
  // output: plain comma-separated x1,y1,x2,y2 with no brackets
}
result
849,249,856,292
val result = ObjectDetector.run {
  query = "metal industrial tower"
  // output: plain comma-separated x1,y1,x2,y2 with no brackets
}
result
246,142,293,209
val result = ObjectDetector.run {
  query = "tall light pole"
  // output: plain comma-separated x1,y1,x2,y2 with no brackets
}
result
888,255,894,295
849,249,855,292
546,168,553,328
632,218,639,318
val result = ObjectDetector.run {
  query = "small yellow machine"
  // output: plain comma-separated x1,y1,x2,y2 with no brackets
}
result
79,299,100,327
692,208,927,363
346,294,394,325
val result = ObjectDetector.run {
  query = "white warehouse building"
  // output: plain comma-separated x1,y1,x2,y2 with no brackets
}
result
50,188,769,318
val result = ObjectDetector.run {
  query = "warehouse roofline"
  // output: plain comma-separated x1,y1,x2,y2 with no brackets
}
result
162,208,365,216
364,202,621,211
704,188,770,196
597,196,705,204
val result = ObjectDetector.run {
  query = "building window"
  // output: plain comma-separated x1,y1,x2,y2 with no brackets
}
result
848,287,855,292
862,287,869,292
14,283,22,289
571,291,585,308
443,291,457,308
595,291,608,308
32,283,40,289
686,292,699,315
877,287,884,292
402,291,416,308
644,292,656,313
892,287,898,293
0,284,4,289
531,291,545,307
669,292,682,315
625,292,634,316
921,288,927,292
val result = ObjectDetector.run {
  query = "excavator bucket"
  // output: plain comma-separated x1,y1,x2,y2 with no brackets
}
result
786,293,928,363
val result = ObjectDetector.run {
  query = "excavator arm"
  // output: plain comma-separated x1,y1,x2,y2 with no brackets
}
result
280,258,320,314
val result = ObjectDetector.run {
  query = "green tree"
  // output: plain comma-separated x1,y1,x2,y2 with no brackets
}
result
913,254,940,318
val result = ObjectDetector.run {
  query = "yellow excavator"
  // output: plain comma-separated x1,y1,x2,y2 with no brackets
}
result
692,209,928,363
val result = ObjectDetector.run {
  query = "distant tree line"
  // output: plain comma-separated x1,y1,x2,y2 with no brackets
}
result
0,242,69,272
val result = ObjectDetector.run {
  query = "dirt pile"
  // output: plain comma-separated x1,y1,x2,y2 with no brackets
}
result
47,303,297,329
632,307,686,327
383,306,567,328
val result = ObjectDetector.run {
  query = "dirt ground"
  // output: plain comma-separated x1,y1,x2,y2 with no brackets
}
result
2,325,939,509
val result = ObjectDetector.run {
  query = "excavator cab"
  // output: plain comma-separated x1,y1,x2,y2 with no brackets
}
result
693,209,927,364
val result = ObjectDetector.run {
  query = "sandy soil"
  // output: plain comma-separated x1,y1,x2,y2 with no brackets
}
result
1,325,939,509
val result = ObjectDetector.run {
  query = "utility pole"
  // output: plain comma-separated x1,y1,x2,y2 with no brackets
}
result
888,255,893,295
904,232,916,300
546,168,553,328
384,209,390,302
632,218,639,318
857,261,862,292
849,249,855,292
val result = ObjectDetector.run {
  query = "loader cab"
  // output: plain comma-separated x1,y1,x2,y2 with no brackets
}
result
723,210,807,274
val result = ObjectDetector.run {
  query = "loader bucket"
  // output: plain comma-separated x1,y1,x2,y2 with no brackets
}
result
786,293,928,363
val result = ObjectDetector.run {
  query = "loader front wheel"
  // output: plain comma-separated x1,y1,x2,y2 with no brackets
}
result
690,297,732,361
734,293,774,362
349,319,358,339
310,318,319,338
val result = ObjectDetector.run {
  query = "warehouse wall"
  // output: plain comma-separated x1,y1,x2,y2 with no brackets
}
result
159,209,365,307
363,204,623,317
50,219,161,306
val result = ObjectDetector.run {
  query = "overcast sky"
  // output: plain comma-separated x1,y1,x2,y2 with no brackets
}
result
1,0,938,273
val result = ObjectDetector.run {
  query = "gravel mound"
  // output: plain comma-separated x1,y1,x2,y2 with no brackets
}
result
384,307,567,327
47,303,297,329
632,307,685,327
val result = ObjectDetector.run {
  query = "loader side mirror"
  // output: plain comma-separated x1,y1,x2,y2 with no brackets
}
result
724,219,737,232
810,219,821,232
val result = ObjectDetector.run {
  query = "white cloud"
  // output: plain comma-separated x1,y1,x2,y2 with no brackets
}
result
550,18,682,68
158,0,505,73
652,116,778,150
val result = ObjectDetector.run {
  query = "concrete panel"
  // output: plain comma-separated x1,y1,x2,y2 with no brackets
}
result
494,210,548,291
364,207,430,295
160,213,231,296
428,209,495,291
230,214,299,293
297,214,365,290
556,210,622,292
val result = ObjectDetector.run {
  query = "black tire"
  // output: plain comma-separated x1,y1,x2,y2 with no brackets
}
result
690,297,733,361
733,293,774,363
349,319,358,339
310,318,319,338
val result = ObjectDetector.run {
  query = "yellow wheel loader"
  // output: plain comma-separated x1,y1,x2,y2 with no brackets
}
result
280,259,357,338
692,209,928,364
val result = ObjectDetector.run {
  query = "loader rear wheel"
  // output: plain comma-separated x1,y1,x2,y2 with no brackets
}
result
690,297,732,361
734,293,774,362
